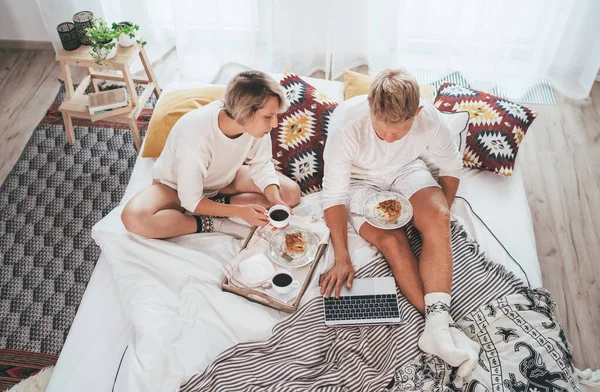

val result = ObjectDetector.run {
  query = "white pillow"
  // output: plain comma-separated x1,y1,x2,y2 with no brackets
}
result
420,111,470,177
268,73,345,103
446,111,470,155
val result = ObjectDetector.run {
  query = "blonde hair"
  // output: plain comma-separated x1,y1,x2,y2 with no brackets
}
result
367,68,420,125
222,71,289,125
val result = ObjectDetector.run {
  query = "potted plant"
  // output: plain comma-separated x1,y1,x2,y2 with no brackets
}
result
85,18,118,65
112,21,147,48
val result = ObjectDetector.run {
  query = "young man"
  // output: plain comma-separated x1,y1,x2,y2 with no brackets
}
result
320,69,479,376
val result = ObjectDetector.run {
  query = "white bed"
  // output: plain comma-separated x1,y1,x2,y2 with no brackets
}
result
46,78,542,392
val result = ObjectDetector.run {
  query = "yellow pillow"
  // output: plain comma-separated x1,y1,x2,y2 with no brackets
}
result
343,69,434,103
142,86,226,158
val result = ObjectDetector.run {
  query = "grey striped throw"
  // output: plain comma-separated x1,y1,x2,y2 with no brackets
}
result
180,222,575,392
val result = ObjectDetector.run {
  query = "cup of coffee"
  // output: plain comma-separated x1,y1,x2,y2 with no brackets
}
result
268,204,290,228
270,270,300,294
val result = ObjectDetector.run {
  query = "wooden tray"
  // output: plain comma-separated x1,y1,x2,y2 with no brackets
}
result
222,227,328,313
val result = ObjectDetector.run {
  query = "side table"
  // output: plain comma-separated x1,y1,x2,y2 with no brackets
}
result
56,44,161,150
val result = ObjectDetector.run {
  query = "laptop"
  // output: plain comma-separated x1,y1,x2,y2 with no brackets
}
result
323,277,404,326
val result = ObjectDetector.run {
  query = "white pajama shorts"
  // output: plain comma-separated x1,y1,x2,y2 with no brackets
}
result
346,159,440,232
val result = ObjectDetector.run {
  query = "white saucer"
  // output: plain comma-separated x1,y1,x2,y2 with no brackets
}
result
239,254,274,284
265,284,301,303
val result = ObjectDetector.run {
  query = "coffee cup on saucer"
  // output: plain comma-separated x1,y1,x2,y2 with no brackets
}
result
270,269,300,294
268,204,290,228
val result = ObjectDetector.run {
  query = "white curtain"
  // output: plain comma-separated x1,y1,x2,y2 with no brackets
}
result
37,0,600,99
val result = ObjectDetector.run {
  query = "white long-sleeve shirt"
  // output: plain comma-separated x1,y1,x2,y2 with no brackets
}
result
322,95,462,210
152,100,280,213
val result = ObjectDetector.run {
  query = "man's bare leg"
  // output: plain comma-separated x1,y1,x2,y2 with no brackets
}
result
410,187,453,294
359,224,425,313
410,187,477,372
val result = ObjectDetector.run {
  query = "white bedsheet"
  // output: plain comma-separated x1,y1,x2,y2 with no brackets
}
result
44,252,132,392
47,79,542,392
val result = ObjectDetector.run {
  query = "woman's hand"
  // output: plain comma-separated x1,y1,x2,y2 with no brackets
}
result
270,197,291,211
263,184,292,212
237,204,269,226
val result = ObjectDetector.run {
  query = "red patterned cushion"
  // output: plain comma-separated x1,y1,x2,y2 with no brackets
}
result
271,71,338,194
434,82,537,176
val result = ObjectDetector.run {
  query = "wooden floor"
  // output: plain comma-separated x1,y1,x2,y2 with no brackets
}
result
0,48,598,369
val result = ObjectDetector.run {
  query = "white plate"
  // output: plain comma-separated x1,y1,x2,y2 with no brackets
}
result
362,191,413,230
268,225,318,268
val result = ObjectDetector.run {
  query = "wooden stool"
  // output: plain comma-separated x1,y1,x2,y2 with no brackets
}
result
56,45,161,150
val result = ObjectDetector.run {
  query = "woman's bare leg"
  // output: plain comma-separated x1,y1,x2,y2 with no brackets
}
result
121,182,197,238
219,166,301,208
122,167,301,238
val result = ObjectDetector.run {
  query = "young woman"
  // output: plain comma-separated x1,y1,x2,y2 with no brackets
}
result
121,71,301,238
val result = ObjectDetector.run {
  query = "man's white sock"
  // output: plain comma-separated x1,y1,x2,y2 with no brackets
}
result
418,292,469,367
449,318,480,378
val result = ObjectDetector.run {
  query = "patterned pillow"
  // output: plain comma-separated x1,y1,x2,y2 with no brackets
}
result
434,82,537,176
271,71,338,194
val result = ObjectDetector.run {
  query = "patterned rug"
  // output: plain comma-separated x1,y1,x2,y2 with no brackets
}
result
0,85,155,389
0,350,56,390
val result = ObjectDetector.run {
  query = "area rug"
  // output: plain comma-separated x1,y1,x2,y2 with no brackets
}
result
4,366,53,392
0,84,155,388
0,351,54,391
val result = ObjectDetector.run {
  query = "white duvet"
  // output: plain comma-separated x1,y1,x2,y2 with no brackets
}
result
92,193,372,392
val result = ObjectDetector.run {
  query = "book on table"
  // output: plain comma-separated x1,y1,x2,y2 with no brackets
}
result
87,88,129,115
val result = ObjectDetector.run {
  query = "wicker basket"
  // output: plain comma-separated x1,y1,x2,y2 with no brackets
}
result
73,11,94,45
57,22,80,51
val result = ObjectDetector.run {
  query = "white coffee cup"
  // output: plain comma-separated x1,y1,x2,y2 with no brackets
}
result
271,270,300,294
267,204,290,228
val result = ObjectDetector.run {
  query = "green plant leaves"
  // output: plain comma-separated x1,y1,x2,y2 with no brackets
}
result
86,17,147,64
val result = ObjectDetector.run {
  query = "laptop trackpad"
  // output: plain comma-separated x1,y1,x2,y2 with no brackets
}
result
338,277,396,297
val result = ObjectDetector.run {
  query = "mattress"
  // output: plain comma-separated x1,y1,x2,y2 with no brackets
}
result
46,78,542,392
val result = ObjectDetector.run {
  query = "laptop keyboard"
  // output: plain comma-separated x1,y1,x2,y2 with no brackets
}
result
323,294,400,322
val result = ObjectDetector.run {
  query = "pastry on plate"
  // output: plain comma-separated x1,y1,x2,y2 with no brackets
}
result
285,232,306,254
376,199,401,221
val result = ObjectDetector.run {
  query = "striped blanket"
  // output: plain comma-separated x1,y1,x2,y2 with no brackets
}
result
180,222,579,392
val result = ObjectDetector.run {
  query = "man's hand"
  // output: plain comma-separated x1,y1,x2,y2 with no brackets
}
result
321,204,353,298
319,251,355,299
439,176,460,208
237,204,269,226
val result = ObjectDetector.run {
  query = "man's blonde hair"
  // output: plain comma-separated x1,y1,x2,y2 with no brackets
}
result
368,68,420,125
223,71,289,125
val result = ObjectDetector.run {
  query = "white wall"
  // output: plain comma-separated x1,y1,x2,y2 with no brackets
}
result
0,0,50,41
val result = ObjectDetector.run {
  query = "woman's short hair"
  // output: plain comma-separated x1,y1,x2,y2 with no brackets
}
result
222,70,289,125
